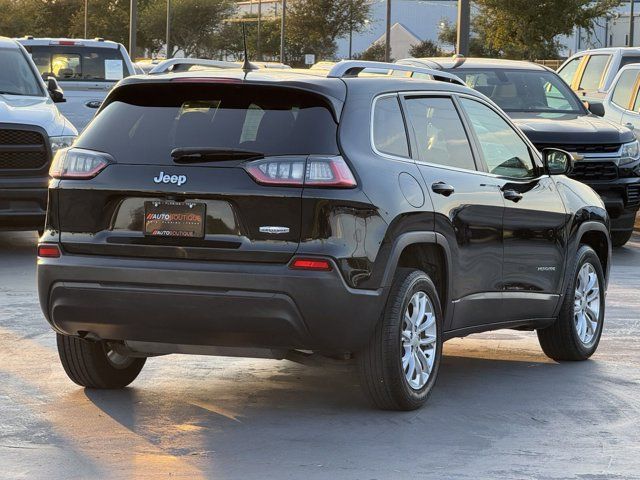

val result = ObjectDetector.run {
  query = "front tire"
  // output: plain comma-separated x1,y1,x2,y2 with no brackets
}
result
358,268,443,411
57,334,146,388
537,245,605,361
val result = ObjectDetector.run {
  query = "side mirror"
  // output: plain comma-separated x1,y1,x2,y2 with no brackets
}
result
542,148,573,175
585,101,605,117
46,77,65,103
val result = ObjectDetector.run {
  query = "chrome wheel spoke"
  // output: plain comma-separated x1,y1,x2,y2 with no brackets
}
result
401,290,438,390
573,263,601,346
419,335,437,346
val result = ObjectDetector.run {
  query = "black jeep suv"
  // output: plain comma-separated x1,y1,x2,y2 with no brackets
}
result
37,61,611,410
398,57,640,247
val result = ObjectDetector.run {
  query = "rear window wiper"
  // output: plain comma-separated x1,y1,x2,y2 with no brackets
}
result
171,147,265,163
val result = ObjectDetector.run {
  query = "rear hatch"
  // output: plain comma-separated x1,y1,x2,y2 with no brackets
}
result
53,81,341,263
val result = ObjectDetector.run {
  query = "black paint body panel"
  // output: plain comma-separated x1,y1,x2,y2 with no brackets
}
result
38,72,612,353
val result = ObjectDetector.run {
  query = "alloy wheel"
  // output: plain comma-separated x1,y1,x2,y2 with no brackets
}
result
401,291,437,390
574,262,601,346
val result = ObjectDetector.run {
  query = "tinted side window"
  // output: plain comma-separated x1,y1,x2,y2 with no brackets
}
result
579,55,611,91
403,97,476,170
611,70,639,109
372,96,409,157
620,56,640,68
460,98,535,178
558,56,582,85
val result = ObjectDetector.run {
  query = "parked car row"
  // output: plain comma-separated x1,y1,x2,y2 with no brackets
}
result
0,35,634,410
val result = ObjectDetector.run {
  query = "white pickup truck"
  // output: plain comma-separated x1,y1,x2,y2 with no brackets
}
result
17,37,136,132
0,36,76,233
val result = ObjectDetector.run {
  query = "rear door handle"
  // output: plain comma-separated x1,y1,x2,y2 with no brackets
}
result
503,189,523,203
431,182,455,197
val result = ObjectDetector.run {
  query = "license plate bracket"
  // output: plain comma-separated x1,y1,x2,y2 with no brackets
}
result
144,201,206,238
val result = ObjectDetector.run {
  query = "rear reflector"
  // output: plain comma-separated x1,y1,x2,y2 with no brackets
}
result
245,156,356,188
37,244,61,258
290,258,332,271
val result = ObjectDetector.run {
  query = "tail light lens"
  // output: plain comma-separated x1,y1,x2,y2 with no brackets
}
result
50,148,113,179
37,244,61,258
290,257,332,271
245,156,356,188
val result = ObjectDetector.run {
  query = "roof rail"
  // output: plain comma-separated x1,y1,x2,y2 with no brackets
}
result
148,58,239,75
326,60,465,86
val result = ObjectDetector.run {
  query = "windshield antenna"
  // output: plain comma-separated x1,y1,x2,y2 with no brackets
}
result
241,23,257,77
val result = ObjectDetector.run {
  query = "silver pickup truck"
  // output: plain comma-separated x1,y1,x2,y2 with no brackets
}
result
17,37,136,132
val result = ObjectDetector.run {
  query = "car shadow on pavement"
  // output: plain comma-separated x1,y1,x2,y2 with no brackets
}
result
80,349,607,451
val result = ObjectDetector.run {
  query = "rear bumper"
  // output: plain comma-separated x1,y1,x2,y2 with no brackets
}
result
0,178,47,230
37,253,387,353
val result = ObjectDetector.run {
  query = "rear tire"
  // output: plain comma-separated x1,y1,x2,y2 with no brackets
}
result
537,245,605,361
611,230,633,248
56,334,146,388
358,268,443,411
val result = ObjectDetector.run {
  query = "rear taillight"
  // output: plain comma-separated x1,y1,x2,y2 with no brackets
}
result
245,156,356,188
37,244,61,258
49,148,113,179
290,257,332,271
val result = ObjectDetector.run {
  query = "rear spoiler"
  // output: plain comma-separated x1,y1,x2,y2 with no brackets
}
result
149,58,239,75
148,58,292,75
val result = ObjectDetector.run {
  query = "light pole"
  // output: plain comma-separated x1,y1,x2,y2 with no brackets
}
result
385,0,391,62
84,0,88,38
166,0,172,59
348,0,353,59
280,0,287,63
630,0,635,47
257,0,263,61
457,0,470,56
129,0,137,59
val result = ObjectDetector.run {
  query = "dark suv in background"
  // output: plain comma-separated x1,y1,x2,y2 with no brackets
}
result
38,61,610,411
399,57,640,247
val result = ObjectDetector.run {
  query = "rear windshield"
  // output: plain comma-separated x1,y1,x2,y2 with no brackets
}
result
76,83,339,162
0,47,43,96
25,45,128,82
445,68,585,114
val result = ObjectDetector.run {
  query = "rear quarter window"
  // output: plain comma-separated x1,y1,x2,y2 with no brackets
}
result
76,83,339,163
372,96,409,158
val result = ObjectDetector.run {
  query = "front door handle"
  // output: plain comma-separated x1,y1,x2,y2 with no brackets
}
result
503,189,523,203
625,122,635,131
432,182,455,197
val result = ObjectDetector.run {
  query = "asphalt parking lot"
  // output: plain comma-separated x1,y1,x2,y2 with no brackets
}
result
1,231,639,480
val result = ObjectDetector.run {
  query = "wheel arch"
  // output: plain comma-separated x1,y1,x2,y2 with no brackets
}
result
576,221,611,289
381,232,453,327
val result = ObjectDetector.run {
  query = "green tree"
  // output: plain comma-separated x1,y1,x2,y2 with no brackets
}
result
354,41,387,62
474,0,621,60
285,0,371,66
68,0,132,46
0,0,82,38
141,0,236,58
408,39,442,58
217,17,282,61
437,17,497,57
